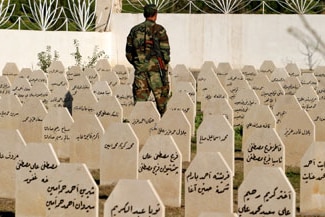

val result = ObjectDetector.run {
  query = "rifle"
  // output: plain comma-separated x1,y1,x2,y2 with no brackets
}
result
148,31,168,86
155,40,167,85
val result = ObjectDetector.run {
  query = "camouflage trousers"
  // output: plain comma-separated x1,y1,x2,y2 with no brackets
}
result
132,70,169,116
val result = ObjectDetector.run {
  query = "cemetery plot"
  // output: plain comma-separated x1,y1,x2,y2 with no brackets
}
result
197,115,234,173
185,152,233,217
70,114,104,170
15,143,60,217
151,110,191,162
94,95,123,131
129,101,160,147
276,109,315,167
138,135,182,207
45,163,98,217
242,128,285,178
2,62,19,84
104,179,164,217
0,94,22,130
0,129,26,199
0,76,11,96
238,167,296,216
300,141,325,215
100,123,139,185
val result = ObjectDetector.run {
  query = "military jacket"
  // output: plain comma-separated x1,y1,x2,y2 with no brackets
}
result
126,20,170,72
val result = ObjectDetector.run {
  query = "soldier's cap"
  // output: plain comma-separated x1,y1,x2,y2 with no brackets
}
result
143,4,158,18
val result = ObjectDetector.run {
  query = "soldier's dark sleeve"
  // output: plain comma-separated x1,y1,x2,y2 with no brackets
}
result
158,26,170,64
125,31,134,64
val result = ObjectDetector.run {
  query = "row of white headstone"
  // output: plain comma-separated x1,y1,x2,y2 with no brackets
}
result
1,59,325,217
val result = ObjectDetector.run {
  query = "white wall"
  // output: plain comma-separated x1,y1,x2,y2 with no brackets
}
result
110,13,325,70
0,14,324,73
0,30,112,72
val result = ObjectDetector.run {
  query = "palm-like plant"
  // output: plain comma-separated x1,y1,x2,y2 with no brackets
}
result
124,0,180,12
22,0,64,31
203,0,251,13
0,0,15,27
279,0,321,13
66,0,97,31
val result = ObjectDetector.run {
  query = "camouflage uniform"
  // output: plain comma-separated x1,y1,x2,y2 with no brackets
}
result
126,17,170,116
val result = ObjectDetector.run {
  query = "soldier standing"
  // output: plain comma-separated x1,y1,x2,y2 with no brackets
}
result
125,4,171,116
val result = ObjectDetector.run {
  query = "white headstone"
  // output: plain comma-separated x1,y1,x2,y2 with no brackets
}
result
203,98,234,126
95,58,112,78
70,114,104,170
241,65,257,82
281,76,301,95
242,128,285,178
72,88,98,119
104,179,165,217
138,135,182,207
100,123,139,185
0,75,11,96
316,79,325,101
174,81,196,104
272,95,302,124
45,163,98,217
216,62,233,86
276,109,315,167
248,73,270,99
258,82,284,109
10,77,32,104
299,72,318,89
16,143,60,217
0,129,26,199
0,94,22,129
18,68,32,80
295,85,319,111
313,65,325,83
259,60,276,78
2,62,19,84
238,167,295,216
47,87,72,112
95,95,123,130
28,69,48,87
112,64,129,85
28,82,51,108
172,64,196,89
242,104,276,146
129,101,160,147
99,71,120,93
224,69,245,100
300,141,325,215
47,73,69,92
285,62,301,77
167,91,196,136
69,75,92,96
225,80,251,101
47,60,65,74
197,67,228,110
18,98,48,143
66,65,83,82
84,67,100,85
152,110,191,162
114,84,134,120
42,107,74,159
197,115,234,173
270,68,289,83
92,80,113,100
185,152,233,217
308,100,325,142
232,88,260,127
